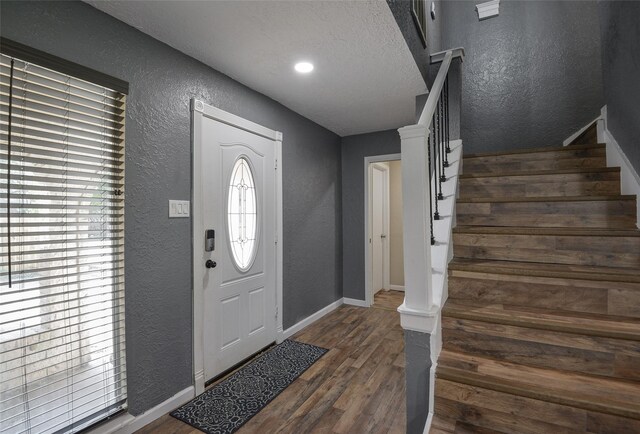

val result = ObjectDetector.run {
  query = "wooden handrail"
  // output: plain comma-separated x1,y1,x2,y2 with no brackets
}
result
417,50,453,126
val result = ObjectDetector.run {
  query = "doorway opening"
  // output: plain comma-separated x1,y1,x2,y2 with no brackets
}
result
364,154,404,308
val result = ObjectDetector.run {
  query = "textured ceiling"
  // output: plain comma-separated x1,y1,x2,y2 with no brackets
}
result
84,0,426,136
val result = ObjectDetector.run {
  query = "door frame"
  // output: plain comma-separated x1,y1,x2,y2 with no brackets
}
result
364,153,400,307
191,99,283,396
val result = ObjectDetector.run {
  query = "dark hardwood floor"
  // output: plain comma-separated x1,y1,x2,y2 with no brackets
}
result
136,290,406,434
373,290,405,311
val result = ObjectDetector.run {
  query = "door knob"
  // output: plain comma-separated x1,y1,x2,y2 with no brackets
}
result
205,259,217,269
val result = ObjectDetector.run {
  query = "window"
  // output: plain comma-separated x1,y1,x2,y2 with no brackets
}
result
227,157,257,271
1,45,127,433
412,0,428,48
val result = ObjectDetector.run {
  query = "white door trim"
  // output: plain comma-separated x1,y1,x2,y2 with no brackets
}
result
191,99,283,396
364,153,401,307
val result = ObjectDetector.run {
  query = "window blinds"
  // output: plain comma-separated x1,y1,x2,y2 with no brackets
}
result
0,53,127,434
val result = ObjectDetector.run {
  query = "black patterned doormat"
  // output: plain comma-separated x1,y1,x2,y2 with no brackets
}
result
171,339,328,433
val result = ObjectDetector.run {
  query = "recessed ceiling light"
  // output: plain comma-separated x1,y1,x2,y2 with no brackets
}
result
294,62,314,74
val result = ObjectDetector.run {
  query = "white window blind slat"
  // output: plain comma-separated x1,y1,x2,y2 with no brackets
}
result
0,175,124,190
2,275,124,301
0,161,124,180
1,53,127,434
0,94,124,130
2,337,127,386
0,141,124,165
0,101,124,137
2,337,127,387
0,60,123,102
0,71,124,109
0,74,125,115
0,267,124,289
4,382,127,434
0,121,123,151
0,332,124,376
0,111,124,143
1,313,125,353
0,65,124,105
0,88,124,128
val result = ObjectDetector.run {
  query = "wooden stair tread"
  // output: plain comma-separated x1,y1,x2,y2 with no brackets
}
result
459,166,620,179
430,415,507,434
448,258,640,283
437,350,640,420
457,194,635,203
443,301,640,341
453,226,640,237
463,143,605,159
438,128,640,430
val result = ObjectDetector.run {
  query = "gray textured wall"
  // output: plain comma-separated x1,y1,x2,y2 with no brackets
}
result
598,1,640,173
1,0,342,415
387,0,443,86
441,1,604,154
341,129,401,301
404,330,431,434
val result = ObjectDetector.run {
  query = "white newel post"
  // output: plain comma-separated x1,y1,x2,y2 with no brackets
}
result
397,124,438,333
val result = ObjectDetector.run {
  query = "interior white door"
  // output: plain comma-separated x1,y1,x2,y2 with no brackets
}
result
371,164,388,294
200,115,277,382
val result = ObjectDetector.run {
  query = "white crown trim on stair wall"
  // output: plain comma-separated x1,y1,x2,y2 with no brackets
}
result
563,116,601,146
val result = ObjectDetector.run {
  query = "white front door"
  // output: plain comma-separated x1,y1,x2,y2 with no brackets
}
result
198,109,277,382
371,163,388,294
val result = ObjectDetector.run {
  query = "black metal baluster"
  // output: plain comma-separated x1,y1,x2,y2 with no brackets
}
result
441,91,449,170
426,131,435,244
445,75,451,154
436,103,444,200
432,117,440,221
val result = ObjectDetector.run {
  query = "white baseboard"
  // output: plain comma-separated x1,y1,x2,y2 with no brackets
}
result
604,128,640,229
281,298,344,339
423,412,434,434
343,297,369,307
89,386,195,434
422,361,438,434
388,285,405,291
563,116,600,146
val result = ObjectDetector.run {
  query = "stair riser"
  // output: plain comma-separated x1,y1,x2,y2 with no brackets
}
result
453,233,640,269
448,272,640,319
463,149,606,174
441,317,640,381
459,173,621,199
435,380,640,434
456,200,637,229
463,157,607,174
465,147,606,163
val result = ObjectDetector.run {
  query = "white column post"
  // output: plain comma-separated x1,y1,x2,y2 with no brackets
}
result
397,124,438,333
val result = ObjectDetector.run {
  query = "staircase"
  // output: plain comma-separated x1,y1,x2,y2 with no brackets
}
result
431,141,640,433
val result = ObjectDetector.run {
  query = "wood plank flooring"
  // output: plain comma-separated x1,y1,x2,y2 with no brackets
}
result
373,290,405,311
135,291,406,434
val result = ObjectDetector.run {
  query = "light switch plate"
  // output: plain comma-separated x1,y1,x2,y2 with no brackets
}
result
169,200,190,218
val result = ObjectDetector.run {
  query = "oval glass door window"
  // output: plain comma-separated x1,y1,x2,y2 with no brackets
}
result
227,157,258,270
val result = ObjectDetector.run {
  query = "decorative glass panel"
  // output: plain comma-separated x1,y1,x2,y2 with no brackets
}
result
227,157,257,270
